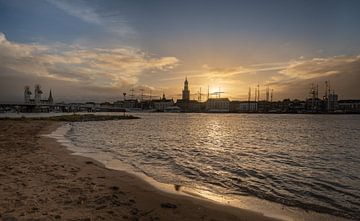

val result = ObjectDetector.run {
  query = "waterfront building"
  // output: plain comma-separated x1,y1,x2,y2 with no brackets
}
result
48,90,53,104
124,99,139,109
139,100,153,110
34,85,42,104
176,78,204,112
164,106,181,112
305,98,323,113
176,99,203,112
230,101,258,112
24,86,31,103
338,100,360,113
24,85,54,105
182,77,190,101
272,99,306,113
290,99,306,113
326,93,339,112
152,94,174,111
257,101,271,113
206,98,230,112
114,99,140,109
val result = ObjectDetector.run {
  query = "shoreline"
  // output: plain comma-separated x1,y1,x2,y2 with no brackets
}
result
0,120,353,220
0,113,140,121
0,120,282,221
48,121,353,221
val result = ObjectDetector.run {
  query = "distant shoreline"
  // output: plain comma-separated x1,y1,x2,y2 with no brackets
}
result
0,113,140,121
1,111,360,117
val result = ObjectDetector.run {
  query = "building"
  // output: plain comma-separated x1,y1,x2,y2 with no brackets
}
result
206,98,230,112
123,99,139,109
24,85,53,105
176,78,204,112
24,86,31,103
338,100,360,113
113,99,140,109
176,99,203,112
152,93,174,111
230,101,258,112
48,90,53,104
305,97,323,113
182,77,190,101
164,106,181,112
326,93,339,112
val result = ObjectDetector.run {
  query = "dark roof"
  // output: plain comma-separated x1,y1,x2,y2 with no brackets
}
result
176,99,199,103
207,98,230,102
152,98,173,102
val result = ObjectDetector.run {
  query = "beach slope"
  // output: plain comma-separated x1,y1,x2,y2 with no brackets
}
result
0,120,280,221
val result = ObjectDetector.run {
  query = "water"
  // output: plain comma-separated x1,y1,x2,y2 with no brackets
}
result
64,113,360,220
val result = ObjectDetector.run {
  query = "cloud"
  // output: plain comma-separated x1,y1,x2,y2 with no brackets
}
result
0,32,179,101
202,65,252,78
1,31,359,102
201,62,287,79
269,55,360,83
46,0,134,36
199,55,360,88
182,56,360,100
267,55,360,99
47,0,101,24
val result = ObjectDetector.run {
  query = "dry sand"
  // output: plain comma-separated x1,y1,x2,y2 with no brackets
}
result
0,120,283,221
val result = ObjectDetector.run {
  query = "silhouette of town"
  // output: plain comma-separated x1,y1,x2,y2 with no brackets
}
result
0,78,359,113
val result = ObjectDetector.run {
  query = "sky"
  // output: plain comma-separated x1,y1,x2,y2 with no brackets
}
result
0,0,360,102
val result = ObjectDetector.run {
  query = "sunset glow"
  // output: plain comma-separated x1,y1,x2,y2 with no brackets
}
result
1,1,360,220
0,0,360,102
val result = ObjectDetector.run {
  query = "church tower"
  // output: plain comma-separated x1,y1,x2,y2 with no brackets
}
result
182,77,190,101
48,89,54,104
24,86,31,103
34,84,43,104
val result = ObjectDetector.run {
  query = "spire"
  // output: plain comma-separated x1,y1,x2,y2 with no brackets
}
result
48,89,53,104
182,77,190,101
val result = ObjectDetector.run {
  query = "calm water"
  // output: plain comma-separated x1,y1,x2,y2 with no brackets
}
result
65,113,360,219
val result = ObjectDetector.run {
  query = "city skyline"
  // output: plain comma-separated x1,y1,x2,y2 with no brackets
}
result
9,77,347,104
1,0,360,102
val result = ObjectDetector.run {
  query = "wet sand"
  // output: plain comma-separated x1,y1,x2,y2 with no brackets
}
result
0,120,281,221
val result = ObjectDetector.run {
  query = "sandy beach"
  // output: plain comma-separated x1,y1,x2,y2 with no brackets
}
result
0,120,282,221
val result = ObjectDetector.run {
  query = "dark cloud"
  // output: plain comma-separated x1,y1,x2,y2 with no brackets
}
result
270,55,360,99
0,32,178,102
